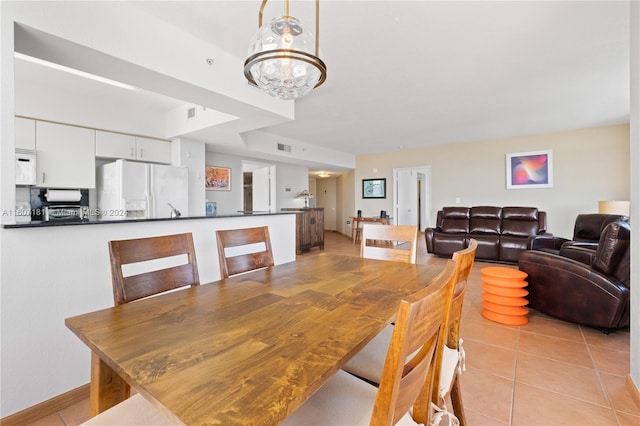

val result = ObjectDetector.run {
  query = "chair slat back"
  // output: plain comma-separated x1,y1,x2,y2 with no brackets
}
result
370,260,457,425
216,226,274,278
429,238,477,422
448,239,477,348
109,233,200,306
360,224,418,264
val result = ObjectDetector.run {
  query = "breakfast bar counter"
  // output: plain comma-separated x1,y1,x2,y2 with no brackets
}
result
2,211,294,229
0,212,297,419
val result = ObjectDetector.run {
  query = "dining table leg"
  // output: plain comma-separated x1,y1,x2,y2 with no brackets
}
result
90,352,131,416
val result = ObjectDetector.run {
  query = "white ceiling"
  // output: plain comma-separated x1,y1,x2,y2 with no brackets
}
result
15,1,630,170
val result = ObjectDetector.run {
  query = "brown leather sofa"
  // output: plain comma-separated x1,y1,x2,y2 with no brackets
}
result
425,206,549,263
519,220,630,333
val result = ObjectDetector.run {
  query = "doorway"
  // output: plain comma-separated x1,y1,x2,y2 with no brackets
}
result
393,166,431,231
242,161,276,212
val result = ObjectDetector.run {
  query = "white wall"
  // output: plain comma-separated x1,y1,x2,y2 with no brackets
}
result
355,124,630,239
0,214,296,417
15,69,167,138
172,137,206,217
337,170,356,236
315,178,337,231
276,163,313,210
629,0,639,395
204,151,310,215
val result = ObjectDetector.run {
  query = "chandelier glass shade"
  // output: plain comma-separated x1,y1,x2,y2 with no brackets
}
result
244,0,327,100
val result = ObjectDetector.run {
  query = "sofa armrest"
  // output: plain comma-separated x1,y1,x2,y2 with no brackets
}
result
558,245,596,265
527,234,567,251
518,250,630,329
561,241,598,251
425,227,436,253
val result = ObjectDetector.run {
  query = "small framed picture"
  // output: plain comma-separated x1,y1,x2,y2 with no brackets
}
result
206,166,231,191
362,178,386,199
506,150,553,189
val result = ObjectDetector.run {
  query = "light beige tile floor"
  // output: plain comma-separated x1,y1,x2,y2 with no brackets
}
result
27,231,639,425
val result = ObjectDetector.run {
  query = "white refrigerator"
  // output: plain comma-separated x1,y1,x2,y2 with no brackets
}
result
97,159,189,220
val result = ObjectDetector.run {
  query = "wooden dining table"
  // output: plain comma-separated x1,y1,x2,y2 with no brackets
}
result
65,253,442,425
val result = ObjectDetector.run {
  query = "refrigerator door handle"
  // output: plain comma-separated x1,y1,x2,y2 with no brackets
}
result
145,164,154,219
145,192,153,219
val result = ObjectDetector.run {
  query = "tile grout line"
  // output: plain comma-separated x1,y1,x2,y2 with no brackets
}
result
581,325,624,425
508,324,522,426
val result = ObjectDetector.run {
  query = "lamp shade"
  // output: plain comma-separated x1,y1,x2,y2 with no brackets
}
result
244,0,326,101
598,200,630,216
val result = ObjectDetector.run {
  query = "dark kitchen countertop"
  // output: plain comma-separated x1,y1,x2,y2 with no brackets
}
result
3,211,295,229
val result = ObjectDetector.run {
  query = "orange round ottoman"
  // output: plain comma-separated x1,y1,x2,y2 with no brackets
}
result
480,266,529,325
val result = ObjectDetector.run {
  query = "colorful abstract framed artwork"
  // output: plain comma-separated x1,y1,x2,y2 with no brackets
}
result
205,166,231,191
506,150,553,189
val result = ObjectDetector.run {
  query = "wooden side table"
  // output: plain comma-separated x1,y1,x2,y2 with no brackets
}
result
351,216,391,244
480,266,529,325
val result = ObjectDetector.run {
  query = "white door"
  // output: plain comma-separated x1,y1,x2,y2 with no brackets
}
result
395,169,418,226
252,167,272,212
394,166,431,230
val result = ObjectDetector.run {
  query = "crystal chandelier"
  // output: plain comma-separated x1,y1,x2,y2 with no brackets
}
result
244,0,327,100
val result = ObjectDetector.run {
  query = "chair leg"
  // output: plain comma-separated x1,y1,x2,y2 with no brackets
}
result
450,377,466,426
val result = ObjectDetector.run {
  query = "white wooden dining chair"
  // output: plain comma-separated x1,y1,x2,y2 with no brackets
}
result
81,393,178,425
342,240,477,426
281,260,458,426
360,223,418,264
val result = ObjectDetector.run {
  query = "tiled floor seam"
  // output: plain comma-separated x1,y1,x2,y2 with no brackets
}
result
509,325,521,426
582,329,621,421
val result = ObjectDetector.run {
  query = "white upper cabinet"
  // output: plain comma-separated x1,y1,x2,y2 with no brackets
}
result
36,121,96,189
96,130,171,164
95,131,136,160
134,136,171,164
15,117,36,151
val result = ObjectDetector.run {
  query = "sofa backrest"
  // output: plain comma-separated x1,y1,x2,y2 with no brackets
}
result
440,207,470,233
592,221,630,288
501,207,542,237
436,206,546,237
573,214,630,243
469,206,502,234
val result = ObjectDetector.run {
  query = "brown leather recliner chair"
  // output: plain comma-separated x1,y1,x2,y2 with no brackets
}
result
530,213,628,255
518,220,630,333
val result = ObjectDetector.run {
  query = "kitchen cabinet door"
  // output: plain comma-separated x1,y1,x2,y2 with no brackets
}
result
135,136,171,164
95,131,136,160
36,121,96,188
15,117,36,150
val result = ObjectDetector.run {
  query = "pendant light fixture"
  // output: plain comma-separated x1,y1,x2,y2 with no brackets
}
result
244,0,327,100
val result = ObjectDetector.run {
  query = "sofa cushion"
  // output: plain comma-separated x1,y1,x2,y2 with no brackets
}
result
501,207,540,237
431,234,467,256
502,220,539,237
502,207,538,221
471,235,500,260
593,221,630,277
470,206,501,234
500,235,530,263
441,207,470,233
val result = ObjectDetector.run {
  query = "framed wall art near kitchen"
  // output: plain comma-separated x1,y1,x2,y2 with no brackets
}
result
206,166,231,191
362,178,386,198
506,150,553,189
